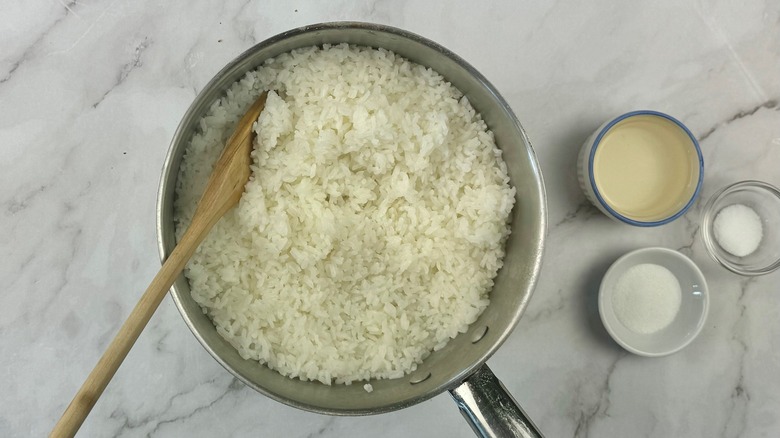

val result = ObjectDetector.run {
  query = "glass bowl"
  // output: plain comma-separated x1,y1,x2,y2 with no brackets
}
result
701,180,780,276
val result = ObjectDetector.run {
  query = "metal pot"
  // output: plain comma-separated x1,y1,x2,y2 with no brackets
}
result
157,22,547,438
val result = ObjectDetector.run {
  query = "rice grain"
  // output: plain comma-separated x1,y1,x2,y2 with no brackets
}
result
174,44,515,385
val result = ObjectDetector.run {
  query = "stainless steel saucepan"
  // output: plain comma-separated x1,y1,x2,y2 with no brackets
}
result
157,22,547,438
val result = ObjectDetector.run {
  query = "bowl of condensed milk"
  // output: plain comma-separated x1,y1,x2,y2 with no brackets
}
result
578,110,703,226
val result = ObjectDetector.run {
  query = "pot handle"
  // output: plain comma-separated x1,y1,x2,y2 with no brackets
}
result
449,364,544,438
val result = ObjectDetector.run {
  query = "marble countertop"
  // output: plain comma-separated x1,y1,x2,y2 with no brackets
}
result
3,1,779,437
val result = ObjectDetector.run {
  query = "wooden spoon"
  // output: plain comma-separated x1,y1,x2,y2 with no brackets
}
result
51,92,269,438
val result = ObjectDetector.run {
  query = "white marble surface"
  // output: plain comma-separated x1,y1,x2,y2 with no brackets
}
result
3,1,780,437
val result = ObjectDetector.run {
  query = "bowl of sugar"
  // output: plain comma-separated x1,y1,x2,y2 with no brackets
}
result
701,180,780,276
598,247,709,357
577,111,703,226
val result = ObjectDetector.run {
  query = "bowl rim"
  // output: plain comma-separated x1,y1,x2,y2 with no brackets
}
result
700,179,780,276
598,247,710,357
587,110,704,227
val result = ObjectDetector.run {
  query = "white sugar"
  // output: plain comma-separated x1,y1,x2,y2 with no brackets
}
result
713,204,763,257
363,383,374,393
612,263,681,334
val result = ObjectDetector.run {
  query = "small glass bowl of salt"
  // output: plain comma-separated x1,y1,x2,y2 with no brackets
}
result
599,247,709,357
701,180,780,276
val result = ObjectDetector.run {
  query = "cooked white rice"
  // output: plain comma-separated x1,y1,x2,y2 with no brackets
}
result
174,44,515,385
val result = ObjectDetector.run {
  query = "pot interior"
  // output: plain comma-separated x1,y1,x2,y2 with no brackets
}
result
157,22,546,414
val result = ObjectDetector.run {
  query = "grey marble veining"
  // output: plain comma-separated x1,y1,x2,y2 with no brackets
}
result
2,1,779,437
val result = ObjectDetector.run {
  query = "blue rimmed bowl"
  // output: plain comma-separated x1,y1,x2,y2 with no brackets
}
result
577,110,703,226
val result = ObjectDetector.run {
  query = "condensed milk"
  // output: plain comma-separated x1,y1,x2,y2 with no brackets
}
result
578,111,703,226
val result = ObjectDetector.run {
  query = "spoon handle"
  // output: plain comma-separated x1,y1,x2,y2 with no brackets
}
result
51,91,266,437
50,226,205,438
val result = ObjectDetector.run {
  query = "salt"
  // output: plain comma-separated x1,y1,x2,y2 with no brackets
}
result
363,383,373,393
612,263,681,334
713,203,763,257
